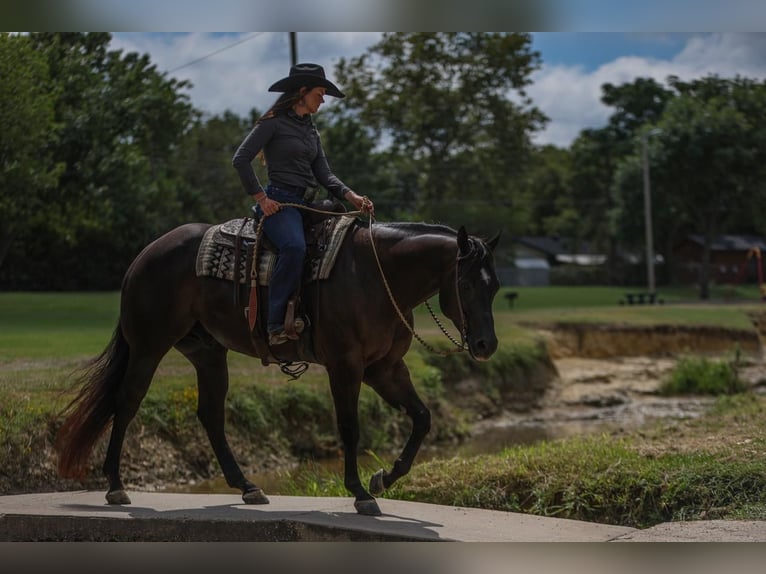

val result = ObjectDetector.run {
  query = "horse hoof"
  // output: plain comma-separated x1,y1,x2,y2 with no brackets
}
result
106,489,131,505
243,488,270,505
354,498,382,516
369,469,386,496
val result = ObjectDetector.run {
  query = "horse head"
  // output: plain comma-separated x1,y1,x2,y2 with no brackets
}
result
439,226,501,361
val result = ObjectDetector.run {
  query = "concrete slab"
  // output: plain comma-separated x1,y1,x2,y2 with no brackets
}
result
613,520,766,542
0,491,635,542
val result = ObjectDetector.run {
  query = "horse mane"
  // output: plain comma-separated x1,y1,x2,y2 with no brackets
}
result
376,222,457,239
376,222,489,253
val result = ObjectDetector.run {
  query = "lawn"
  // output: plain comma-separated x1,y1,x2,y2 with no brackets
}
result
3,286,763,408
498,285,764,331
3,286,764,360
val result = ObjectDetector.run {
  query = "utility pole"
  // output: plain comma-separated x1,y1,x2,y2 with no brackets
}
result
641,129,661,295
289,32,297,66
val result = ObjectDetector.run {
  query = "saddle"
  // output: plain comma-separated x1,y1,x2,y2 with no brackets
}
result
195,199,356,346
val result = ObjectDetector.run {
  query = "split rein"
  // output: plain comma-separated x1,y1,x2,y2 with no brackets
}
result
256,201,468,356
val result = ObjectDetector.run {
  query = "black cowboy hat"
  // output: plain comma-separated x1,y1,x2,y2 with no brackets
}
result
268,63,345,99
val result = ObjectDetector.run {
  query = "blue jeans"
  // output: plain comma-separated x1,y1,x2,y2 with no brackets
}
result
254,185,307,334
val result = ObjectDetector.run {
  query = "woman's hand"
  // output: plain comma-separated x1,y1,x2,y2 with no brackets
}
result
345,190,375,217
254,193,281,217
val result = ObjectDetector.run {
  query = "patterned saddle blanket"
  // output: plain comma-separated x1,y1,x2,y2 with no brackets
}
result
195,214,356,286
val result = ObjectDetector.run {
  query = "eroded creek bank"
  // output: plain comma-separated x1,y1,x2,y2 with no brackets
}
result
178,321,766,495
470,322,766,446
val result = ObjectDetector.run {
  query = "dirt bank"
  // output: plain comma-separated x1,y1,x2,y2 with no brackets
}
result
534,322,761,359
472,321,766,444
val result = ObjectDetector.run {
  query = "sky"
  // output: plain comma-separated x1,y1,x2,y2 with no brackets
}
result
107,32,766,148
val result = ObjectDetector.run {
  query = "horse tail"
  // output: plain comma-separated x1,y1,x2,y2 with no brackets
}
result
56,323,130,479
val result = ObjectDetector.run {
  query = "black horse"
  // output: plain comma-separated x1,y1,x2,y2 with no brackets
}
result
56,217,500,516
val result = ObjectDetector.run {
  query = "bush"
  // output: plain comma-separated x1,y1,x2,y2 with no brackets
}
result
660,354,748,396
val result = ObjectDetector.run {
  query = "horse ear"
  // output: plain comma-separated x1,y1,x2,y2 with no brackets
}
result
457,226,471,256
487,230,502,252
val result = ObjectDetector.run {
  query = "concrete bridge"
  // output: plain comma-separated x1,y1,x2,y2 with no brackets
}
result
1,491,764,542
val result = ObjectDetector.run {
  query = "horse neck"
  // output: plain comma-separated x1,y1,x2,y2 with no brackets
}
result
369,225,458,310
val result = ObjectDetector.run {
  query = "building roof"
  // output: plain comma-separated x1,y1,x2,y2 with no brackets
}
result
684,234,766,251
513,236,603,257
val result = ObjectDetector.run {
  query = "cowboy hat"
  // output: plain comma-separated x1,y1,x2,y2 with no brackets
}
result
268,63,345,99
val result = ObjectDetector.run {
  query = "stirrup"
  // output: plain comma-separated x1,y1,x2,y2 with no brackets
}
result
268,331,290,346
268,319,304,346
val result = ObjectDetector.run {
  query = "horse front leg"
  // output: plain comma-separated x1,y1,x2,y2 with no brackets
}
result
326,362,380,516
364,359,431,496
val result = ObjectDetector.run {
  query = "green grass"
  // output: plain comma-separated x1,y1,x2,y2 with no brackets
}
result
274,395,766,528
499,285,764,331
2,287,762,409
3,288,765,524
390,429,766,528
2,287,762,361
503,284,762,310
0,292,120,360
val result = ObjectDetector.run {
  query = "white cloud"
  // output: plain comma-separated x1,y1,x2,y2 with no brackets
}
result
110,32,766,148
111,32,287,118
530,33,766,147
528,55,679,146
110,32,381,119
673,33,766,77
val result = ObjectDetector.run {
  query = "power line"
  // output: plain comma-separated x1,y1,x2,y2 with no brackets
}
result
168,33,264,74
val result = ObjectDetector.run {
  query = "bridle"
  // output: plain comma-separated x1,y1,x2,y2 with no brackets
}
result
368,224,472,357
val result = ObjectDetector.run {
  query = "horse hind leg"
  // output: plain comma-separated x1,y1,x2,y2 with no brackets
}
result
103,351,165,504
364,359,431,497
175,328,269,505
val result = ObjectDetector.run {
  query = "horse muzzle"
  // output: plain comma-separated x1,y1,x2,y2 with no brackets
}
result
467,334,498,361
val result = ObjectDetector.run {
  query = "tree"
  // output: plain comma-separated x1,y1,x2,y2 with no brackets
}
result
1,33,197,289
0,33,61,270
174,110,256,224
332,33,546,237
569,127,622,276
29,33,194,240
314,110,412,219
613,75,766,297
601,77,674,142
653,76,766,298
517,144,574,236
564,79,674,284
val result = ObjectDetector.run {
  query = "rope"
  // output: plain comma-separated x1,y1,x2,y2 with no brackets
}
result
259,199,468,357
250,202,364,378
367,219,467,356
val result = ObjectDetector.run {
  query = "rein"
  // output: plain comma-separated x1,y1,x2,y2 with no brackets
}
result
253,201,468,357
367,224,468,356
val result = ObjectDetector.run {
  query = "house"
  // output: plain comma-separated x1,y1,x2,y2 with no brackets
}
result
500,236,606,286
498,257,550,287
514,236,607,266
674,234,766,284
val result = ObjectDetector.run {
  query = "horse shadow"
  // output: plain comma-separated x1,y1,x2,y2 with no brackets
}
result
61,496,447,541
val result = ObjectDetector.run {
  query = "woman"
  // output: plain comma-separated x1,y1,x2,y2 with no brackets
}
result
232,63,374,346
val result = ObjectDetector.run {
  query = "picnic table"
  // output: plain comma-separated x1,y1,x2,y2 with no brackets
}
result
620,292,663,305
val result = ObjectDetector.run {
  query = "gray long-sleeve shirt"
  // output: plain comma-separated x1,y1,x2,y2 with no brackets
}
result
232,109,350,200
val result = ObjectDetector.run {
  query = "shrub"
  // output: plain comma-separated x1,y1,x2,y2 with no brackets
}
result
660,355,748,396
